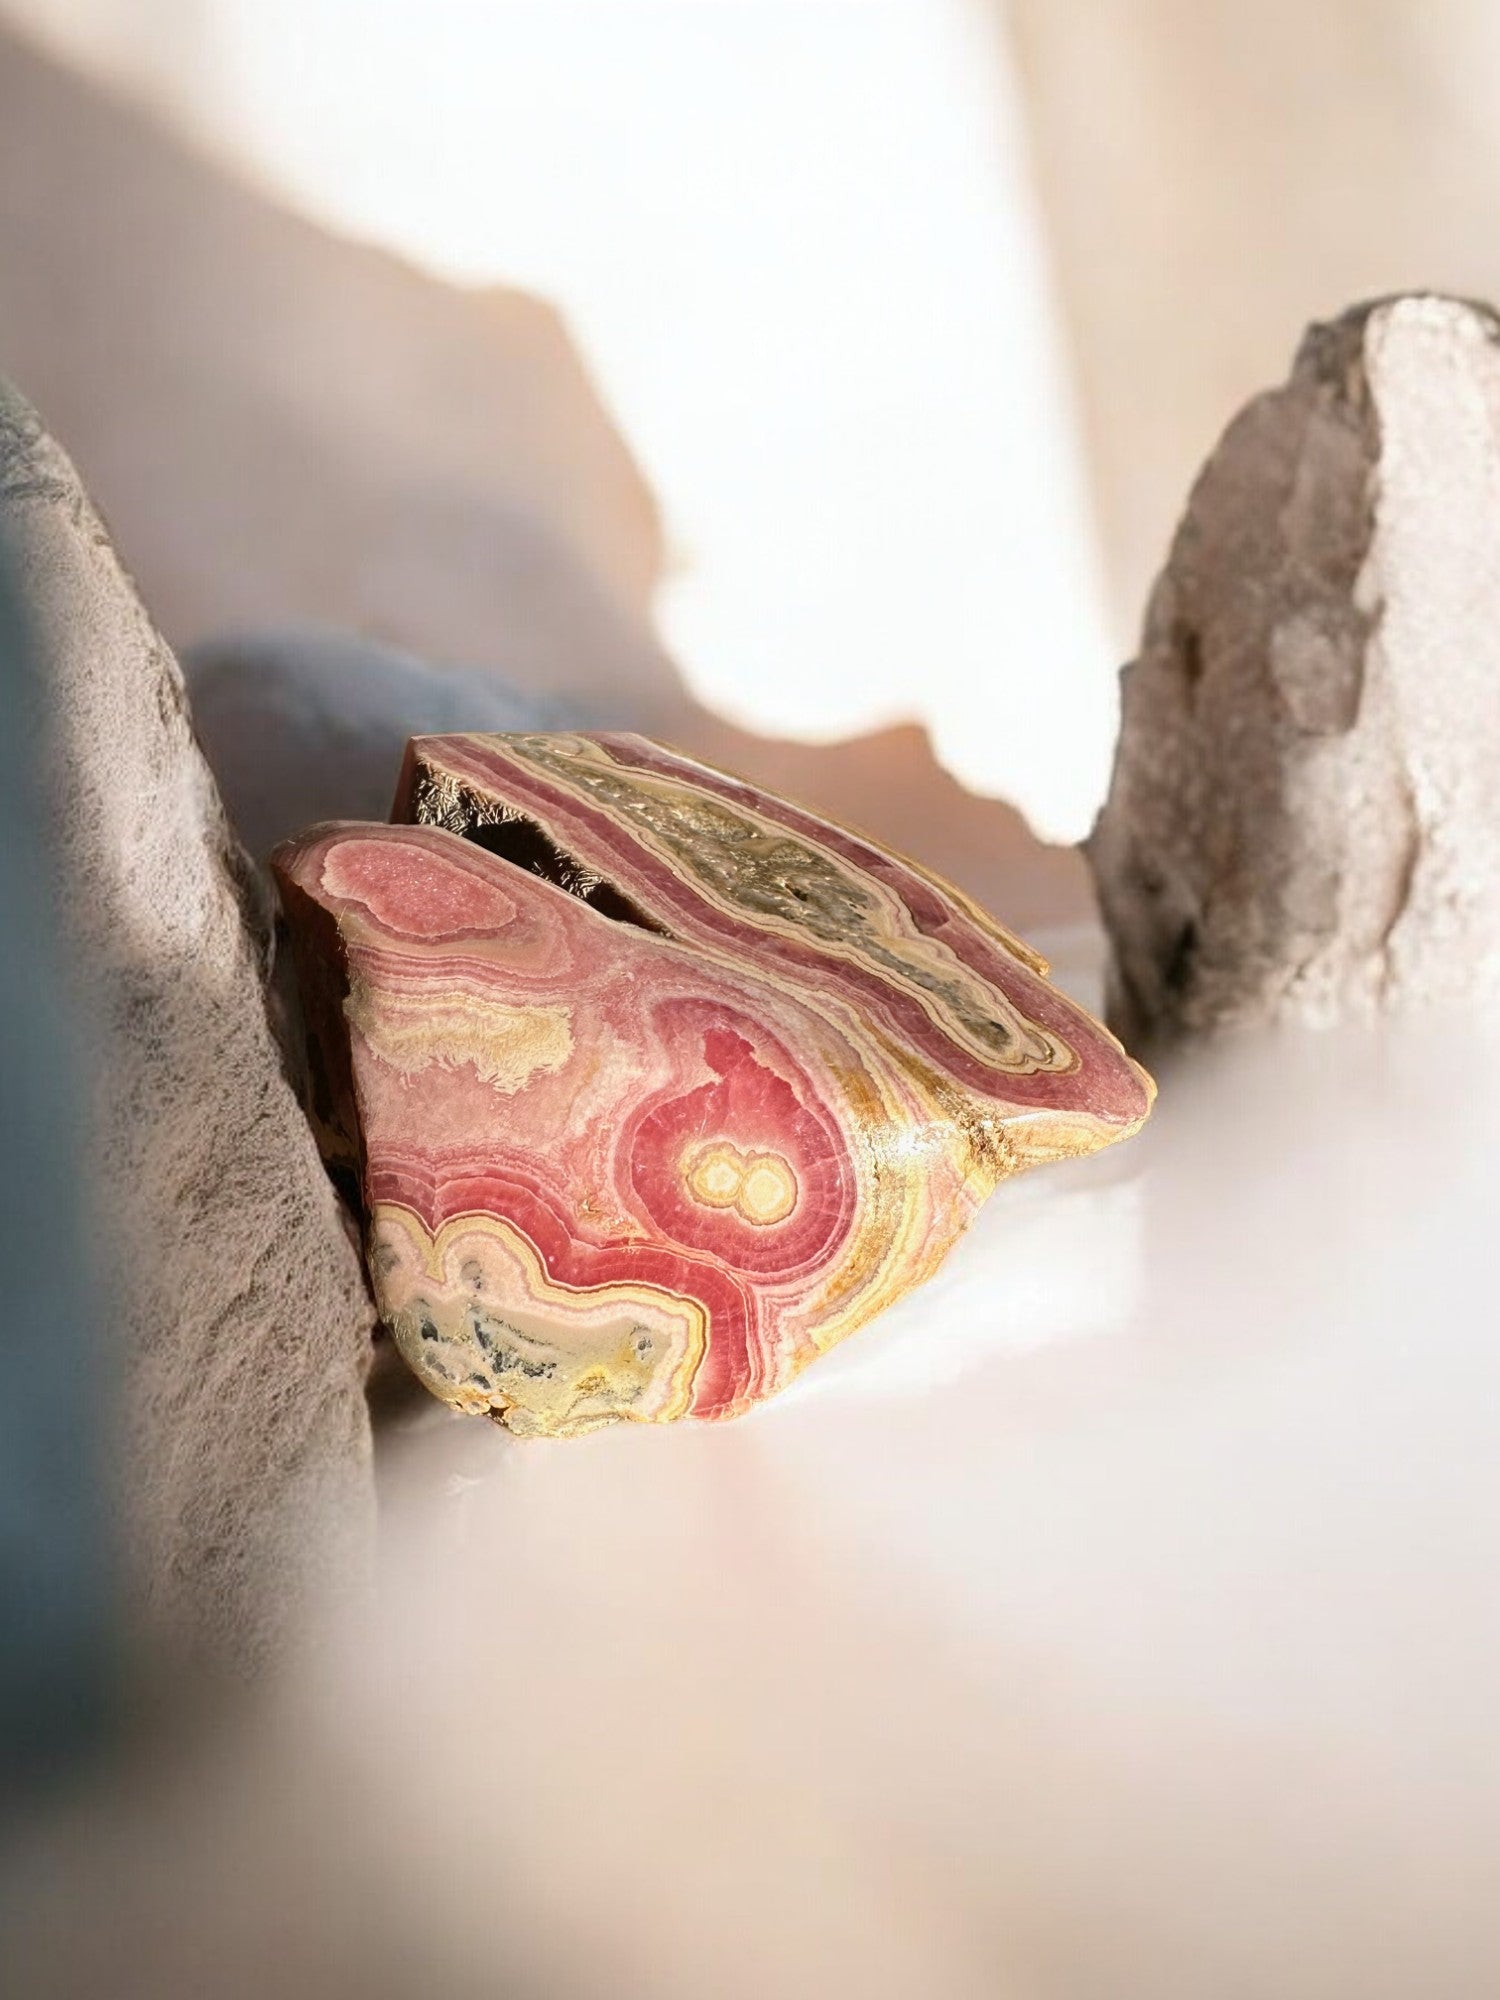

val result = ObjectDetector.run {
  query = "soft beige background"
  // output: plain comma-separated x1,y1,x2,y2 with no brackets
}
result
7,1,1500,819
0,0,1116,837
0,11,1089,926
1010,0,1500,633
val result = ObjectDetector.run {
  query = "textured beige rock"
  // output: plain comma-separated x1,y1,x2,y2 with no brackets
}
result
0,379,374,1669
1090,294,1500,1039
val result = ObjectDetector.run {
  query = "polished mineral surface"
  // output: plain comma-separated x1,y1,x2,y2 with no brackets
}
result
275,732,1152,1434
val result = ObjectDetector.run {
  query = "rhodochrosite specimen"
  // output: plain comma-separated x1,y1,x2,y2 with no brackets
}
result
274,733,1152,1435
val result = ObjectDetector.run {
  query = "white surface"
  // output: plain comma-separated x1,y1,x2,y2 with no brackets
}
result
0,0,1114,839
328,961,1500,1996
10,946,1498,1997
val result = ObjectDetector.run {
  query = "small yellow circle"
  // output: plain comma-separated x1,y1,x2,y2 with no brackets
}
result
696,1156,742,1203
740,1159,797,1224
685,1142,797,1226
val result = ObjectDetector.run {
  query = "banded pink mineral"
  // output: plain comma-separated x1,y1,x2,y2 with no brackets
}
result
273,732,1152,1435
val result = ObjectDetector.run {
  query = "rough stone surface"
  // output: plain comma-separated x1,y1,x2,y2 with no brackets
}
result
1089,294,1500,1039
0,379,374,1670
185,626,572,856
275,732,1152,1436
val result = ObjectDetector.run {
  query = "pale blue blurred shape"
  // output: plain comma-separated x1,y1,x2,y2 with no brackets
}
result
185,624,575,855
0,531,114,1801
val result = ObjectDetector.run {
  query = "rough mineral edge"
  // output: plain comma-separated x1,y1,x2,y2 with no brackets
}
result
275,732,1152,1436
1089,293,1500,1040
0,377,375,1669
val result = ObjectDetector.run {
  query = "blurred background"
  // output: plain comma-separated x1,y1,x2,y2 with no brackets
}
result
8,0,1500,842
5,5,1500,1996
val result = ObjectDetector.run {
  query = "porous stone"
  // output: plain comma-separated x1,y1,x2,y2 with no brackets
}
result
184,627,571,856
0,380,374,1669
274,732,1153,1436
1089,293,1500,1039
